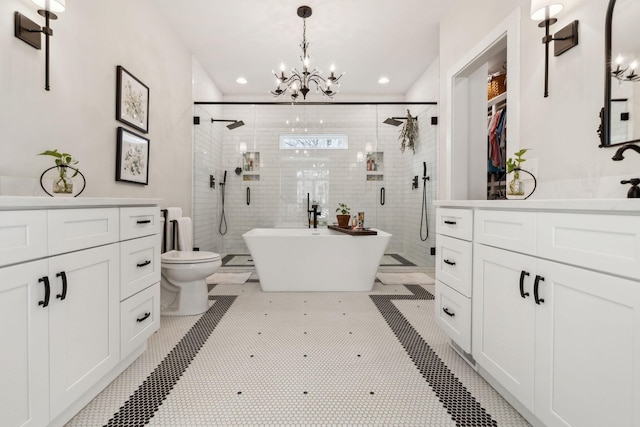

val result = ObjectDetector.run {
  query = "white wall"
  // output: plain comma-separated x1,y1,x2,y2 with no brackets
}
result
439,0,639,199
1,0,194,214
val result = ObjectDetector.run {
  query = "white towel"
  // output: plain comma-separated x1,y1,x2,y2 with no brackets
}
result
175,217,193,251
164,207,183,250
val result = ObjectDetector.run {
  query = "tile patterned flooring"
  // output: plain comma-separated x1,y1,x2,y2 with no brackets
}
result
67,267,530,426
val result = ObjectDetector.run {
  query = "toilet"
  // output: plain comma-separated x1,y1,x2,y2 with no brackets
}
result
160,211,222,316
160,250,222,316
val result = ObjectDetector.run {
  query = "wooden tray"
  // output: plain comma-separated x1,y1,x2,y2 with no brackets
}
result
328,225,377,236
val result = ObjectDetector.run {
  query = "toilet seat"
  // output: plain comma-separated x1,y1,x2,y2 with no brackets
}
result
161,250,221,265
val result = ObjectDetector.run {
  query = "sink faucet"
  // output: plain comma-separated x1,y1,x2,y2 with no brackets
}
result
612,143,640,161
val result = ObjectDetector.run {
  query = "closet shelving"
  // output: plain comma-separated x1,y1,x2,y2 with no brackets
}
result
487,91,507,199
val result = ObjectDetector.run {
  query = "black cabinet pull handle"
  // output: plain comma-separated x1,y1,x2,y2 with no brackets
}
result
534,275,545,305
136,312,151,322
246,187,251,205
38,276,50,308
56,271,67,301
136,219,152,224
443,259,456,266
380,187,386,206
137,260,152,268
444,220,457,225
519,271,530,298
443,307,455,317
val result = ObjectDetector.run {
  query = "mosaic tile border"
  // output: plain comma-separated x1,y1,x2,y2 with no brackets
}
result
104,284,497,426
105,295,236,426
371,286,497,427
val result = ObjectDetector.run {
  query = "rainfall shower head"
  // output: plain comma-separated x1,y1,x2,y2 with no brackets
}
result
211,119,245,130
383,117,404,126
383,114,418,126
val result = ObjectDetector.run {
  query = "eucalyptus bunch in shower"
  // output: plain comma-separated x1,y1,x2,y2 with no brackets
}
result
399,110,419,154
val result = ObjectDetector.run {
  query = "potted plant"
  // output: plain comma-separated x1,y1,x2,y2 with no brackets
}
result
399,109,419,154
39,149,79,194
506,148,528,196
335,202,351,228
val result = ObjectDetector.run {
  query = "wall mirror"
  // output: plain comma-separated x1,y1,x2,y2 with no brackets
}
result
602,0,640,147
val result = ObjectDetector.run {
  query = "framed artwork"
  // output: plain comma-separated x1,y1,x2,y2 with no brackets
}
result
116,65,149,133
116,127,150,185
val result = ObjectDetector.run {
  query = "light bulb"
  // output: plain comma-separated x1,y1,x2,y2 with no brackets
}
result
330,64,336,72
616,54,624,65
280,62,286,72
631,60,638,70
32,0,66,12
304,56,310,67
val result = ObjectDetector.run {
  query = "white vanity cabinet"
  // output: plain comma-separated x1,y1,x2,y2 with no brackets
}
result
434,208,473,353
47,243,120,420
1,260,49,427
0,198,160,427
435,200,640,427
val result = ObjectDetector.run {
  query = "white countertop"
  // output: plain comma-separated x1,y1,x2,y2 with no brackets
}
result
0,196,162,210
434,198,640,213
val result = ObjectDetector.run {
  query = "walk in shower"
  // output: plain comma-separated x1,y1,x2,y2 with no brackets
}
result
192,102,437,267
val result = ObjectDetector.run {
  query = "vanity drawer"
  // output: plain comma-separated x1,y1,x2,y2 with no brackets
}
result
435,280,471,354
538,212,640,280
120,235,161,300
475,210,536,255
120,284,160,359
120,207,161,241
436,234,472,297
48,208,119,255
436,208,473,241
0,210,47,267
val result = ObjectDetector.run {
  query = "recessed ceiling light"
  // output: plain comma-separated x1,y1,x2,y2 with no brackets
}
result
378,77,390,84
236,77,248,85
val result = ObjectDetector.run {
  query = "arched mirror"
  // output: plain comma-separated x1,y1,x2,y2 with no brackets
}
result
602,0,640,147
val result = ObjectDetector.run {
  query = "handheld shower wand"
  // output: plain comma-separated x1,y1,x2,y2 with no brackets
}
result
420,162,430,241
219,171,228,235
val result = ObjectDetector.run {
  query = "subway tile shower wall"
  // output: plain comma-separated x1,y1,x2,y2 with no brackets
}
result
193,102,437,267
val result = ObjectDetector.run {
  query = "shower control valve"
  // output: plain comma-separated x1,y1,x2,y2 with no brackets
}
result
412,176,419,190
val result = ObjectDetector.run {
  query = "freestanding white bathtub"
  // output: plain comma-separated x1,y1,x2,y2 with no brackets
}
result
243,228,391,292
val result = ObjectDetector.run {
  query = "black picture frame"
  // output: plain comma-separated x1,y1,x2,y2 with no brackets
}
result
116,65,149,133
116,127,150,185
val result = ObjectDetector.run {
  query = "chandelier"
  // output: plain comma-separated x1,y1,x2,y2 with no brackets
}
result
612,54,640,82
271,5,343,101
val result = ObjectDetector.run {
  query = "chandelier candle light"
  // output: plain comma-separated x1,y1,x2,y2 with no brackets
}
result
612,54,639,82
271,5,343,101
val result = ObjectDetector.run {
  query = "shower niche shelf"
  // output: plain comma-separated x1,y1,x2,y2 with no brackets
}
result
366,152,384,181
242,152,260,181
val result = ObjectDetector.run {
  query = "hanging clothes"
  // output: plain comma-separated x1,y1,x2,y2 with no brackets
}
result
487,107,506,169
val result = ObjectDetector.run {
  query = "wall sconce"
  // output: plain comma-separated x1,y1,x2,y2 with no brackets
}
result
14,0,66,91
530,0,579,97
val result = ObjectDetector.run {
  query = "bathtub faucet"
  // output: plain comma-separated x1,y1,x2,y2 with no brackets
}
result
308,204,320,228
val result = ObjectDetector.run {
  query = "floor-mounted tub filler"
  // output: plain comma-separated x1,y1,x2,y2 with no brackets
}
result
243,228,391,291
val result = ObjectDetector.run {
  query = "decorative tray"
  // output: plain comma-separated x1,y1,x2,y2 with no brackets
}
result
327,225,377,236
